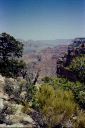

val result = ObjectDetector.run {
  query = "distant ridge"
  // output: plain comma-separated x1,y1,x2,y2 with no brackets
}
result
17,39,72,54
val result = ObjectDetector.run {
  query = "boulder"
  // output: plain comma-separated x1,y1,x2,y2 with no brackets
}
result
0,92,9,100
4,78,19,98
7,123,24,127
0,75,5,84
7,113,36,125
0,98,4,112
23,115,35,124
20,91,27,101
0,124,6,127
11,104,23,115
0,75,5,93
7,114,23,124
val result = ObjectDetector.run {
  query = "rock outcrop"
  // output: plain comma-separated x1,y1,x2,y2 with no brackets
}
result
0,75,37,127
56,38,85,82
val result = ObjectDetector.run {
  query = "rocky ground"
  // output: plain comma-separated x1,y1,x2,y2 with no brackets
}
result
0,75,39,128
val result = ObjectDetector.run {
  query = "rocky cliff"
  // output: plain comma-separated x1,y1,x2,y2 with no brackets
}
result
57,38,85,82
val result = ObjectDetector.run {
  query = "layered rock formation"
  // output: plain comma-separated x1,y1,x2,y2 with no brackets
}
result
23,45,68,81
57,38,85,82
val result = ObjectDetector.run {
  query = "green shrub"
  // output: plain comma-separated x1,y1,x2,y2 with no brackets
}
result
73,87,85,108
21,101,31,114
35,84,77,128
73,111,85,128
69,54,85,83
42,77,85,109
42,76,53,83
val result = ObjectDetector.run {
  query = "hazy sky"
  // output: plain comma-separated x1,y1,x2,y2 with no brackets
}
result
0,0,85,40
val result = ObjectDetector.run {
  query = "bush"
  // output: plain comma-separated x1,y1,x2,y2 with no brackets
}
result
21,101,31,114
42,76,52,83
42,77,85,109
69,54,85,83
72,84,85,108
34,84,77,128
73,111,85,128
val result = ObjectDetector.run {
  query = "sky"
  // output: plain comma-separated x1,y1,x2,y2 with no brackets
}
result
0,0,85,40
